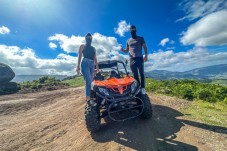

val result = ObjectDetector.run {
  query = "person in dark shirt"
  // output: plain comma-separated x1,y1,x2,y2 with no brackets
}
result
120,25,148,94
77,33,99,101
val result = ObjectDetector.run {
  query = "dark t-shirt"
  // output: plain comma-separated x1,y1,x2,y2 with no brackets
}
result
127,36,145,58
82,45,95,60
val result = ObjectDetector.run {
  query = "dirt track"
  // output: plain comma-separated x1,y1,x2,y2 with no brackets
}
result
0,87,226,151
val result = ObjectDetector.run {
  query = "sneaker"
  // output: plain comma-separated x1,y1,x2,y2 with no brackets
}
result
141,88,146,95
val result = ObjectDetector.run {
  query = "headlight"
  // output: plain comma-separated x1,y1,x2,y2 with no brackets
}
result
98,87,109,96
131,81,138,93
91,82,95,90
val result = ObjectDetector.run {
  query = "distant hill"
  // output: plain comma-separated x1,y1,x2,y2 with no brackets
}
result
184,64,227,77
12,75,68,83
145,64,227,80
11,64,227,82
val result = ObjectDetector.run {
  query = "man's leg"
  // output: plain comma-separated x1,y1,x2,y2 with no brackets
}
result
130,58,140,86
137,58,145,88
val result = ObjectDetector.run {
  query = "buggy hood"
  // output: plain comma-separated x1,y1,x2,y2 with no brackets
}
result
93,76,135,94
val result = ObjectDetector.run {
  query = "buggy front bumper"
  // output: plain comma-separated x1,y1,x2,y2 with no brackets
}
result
96,87,141,102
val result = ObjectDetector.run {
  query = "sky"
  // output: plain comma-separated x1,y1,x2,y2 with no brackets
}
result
0,0,227,75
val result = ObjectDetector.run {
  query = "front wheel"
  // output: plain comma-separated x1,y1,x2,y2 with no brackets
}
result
138,94,153,119
85,100,101,132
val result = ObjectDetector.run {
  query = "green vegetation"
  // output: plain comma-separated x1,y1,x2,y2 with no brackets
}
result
19,76,226,104
146,78,227,103
61,76,84,87
211,79,227,86
181,100,227,127
146,78,227,127
19,76,85,91
19,76,69,90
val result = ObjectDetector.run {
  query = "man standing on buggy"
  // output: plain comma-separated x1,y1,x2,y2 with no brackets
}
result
120,25,148,94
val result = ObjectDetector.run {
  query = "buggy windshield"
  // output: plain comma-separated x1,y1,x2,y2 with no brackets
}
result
98,60,123,69
94,60,128,80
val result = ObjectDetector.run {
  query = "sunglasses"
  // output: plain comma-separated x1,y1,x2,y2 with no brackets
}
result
130,28,136,31
85,36,92,39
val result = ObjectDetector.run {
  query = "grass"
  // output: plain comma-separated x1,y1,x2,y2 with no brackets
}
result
181,100,227,128
61,76,84,87
211,79,227,86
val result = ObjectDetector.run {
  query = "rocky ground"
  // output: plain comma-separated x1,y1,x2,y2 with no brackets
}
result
0,87,226,151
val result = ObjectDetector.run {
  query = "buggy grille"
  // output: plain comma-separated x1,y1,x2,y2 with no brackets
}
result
108,86,130,96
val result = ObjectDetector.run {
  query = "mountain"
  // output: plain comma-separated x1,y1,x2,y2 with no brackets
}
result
145,64,227,80
11,64,227,82
184,64,227,77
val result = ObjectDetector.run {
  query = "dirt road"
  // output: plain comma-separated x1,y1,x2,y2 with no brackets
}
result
0,87,226,151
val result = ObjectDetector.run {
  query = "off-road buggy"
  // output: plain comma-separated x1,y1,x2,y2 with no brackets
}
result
85,60,152,132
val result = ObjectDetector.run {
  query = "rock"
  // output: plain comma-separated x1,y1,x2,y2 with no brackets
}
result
0,63,15,83
0,82,19,95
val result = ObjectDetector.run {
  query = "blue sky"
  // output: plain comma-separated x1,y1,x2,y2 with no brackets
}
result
0,0,227,75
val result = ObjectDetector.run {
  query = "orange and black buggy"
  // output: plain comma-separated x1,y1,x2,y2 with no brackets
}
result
85,60,152,132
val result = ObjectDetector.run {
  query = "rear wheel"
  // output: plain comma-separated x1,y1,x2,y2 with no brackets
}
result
85,100,101,132
138,94,153,119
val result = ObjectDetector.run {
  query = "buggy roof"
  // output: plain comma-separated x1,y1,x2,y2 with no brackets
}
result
98,60,124,69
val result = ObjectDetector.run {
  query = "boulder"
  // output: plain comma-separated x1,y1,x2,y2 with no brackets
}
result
0,82,19,95
0,63,15,83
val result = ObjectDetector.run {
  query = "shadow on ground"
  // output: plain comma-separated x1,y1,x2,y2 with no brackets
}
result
91,104,227,151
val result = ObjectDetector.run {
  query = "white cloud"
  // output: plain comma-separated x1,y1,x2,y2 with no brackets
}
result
0,26,10,34
159,38,175,47
48,34,83,53
178,0,227,47
0,45,77,75
144,47,227,72
1,33,129,75
2,28,227,76
180,10,227,46
1,44,227,75
49,33,128,62
49,42,57,49
177,0,227,21
92,33,128,61
159,38,169,47
114,20,130,37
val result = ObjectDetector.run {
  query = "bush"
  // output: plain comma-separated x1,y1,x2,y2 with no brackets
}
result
146,78,227,103
196,88,217,103
19,76,68,91
39,76,49,83
223,97,227,105
178,84,194,100
215,87,227,101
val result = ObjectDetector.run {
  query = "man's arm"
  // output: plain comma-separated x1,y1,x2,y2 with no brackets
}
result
120,45,129,53
142,43,148,62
